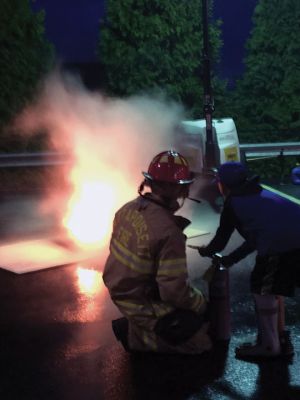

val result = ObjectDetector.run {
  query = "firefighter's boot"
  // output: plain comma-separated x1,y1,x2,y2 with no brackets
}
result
236,294,281,360
112,317,130,352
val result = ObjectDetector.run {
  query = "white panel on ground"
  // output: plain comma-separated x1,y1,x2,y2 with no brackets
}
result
0,238,99,274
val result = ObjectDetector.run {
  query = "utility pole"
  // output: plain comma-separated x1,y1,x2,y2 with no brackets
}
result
202,0,217,170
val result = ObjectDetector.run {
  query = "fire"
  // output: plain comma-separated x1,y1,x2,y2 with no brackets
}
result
14,76,179,255
62,149,135,249
63,178,116,247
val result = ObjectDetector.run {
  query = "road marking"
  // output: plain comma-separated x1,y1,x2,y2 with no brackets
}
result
262,184,300,206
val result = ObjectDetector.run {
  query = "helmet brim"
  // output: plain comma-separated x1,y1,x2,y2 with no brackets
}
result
142,171,194,185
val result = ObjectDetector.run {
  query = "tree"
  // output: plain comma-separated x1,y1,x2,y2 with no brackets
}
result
98,0,225,117
0,0,54,131
233,0,300,140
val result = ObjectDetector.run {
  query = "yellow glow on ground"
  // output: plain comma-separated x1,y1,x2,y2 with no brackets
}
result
76,267,103,297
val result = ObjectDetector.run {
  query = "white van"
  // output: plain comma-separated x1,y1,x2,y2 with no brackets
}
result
175,118,240,174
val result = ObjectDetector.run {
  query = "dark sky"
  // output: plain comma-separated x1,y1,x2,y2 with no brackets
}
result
213,0,258,83
31,0,258,83
31,0,106,63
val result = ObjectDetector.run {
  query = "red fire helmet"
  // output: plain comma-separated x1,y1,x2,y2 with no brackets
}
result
142,150,194,184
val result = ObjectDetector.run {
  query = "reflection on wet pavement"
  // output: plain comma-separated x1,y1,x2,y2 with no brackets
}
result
76,266,103,297
1,192,300,400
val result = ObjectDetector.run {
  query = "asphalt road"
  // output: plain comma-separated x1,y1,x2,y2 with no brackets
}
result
1,182,300,400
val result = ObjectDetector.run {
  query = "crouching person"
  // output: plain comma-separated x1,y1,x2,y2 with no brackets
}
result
103,150,212,354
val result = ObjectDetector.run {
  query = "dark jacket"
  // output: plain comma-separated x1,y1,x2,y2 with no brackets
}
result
204,178,300,264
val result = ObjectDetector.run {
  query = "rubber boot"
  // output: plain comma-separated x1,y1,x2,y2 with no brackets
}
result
236,294,281,360
112,317,130,352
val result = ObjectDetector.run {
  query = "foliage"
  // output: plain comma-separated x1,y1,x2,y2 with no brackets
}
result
98,0,226,117
247,156,300,181
232,0,300,139
0,0,54,133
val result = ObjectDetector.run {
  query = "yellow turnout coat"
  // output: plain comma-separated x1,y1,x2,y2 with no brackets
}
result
103,195,211,353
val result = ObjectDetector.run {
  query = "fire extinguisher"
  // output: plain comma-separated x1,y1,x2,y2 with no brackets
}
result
203,253,231,341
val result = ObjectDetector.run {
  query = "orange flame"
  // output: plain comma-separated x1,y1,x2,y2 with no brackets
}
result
62,146,135,249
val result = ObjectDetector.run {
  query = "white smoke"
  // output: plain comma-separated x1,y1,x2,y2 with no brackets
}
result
14,69,186,241
18,69,185,178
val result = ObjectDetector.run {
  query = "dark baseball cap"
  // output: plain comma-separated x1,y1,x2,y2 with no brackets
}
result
217,162,248,189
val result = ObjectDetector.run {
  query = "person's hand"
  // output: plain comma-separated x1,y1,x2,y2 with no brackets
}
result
220,255,235,268
187,245,213,258
198,246,211,257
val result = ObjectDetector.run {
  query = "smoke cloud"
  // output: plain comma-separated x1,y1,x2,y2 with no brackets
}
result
18,69,185,170
14,69,187,254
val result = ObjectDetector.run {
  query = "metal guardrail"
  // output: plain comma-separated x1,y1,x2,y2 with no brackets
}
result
1,142,300,168
0,152,69,167
240,142,300,158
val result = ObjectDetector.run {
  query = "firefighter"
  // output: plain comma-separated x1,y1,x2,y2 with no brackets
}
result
103,150,212,354
198,161,300,360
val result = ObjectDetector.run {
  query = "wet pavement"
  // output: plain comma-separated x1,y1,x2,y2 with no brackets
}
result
1,183,300,400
